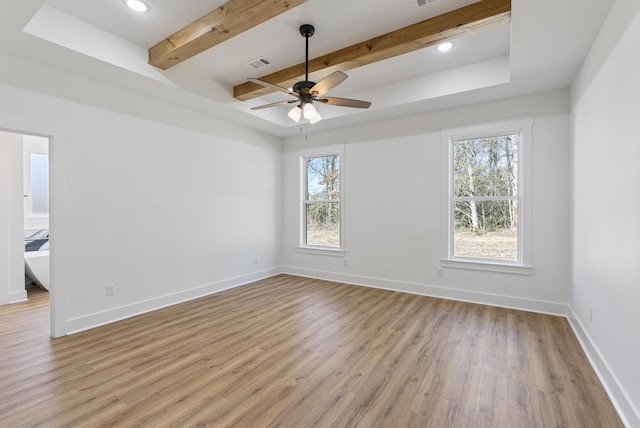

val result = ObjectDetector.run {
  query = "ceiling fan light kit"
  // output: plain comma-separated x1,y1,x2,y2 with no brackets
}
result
249,24,371,124
302,102,317,120
288,105,302,122
309,111,322,124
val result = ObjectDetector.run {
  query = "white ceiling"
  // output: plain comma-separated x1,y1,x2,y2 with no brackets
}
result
0,0,614,137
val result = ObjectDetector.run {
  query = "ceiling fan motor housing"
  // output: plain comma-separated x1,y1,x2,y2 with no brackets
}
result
293,80,316,102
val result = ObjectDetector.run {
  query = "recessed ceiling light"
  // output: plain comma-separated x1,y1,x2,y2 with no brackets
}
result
436,41,454,52
124,0,149,13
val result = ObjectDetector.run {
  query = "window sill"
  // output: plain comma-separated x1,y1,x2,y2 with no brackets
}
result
440,259,533,275
296,246,345,257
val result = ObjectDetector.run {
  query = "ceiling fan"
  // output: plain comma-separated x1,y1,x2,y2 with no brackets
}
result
249,24,371,124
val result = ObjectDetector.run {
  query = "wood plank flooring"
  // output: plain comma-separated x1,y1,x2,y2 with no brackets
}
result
0,275,623,427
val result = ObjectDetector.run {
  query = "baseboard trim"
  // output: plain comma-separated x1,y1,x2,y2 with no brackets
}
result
65,267,281,335
281,266,568,316
567,307,640,428
8,289,27,304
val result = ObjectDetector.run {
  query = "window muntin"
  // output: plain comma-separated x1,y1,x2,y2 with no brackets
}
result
302,154,342,249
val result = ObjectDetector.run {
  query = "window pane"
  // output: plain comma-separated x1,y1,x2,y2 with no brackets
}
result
306,202,340,247
453,200,518,261
30,153,49,215
453,135,518,197
306,155,340,201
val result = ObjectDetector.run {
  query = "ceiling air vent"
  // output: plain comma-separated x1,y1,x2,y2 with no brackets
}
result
245,57,272,70
413,0,440,7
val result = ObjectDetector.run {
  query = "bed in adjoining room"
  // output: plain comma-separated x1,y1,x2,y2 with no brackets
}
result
24,229,49,291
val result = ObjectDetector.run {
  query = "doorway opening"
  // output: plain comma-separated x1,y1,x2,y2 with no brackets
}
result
23,134,50,293
0,121,59,337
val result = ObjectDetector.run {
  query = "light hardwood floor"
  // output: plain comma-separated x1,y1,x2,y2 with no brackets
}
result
0,275,623,427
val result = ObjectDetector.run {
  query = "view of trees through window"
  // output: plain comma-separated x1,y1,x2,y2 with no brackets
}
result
305,154,340,248
452,134,519,261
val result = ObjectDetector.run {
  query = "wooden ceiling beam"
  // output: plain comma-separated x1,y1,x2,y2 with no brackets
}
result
149,0,308,70
233,0,511,101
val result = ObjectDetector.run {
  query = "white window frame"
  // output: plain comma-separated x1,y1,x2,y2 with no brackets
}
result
441,116,533,275
297,144,345,257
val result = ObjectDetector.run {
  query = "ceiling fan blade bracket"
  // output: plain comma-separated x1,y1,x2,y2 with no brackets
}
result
248,78,299,97
251,99,299,110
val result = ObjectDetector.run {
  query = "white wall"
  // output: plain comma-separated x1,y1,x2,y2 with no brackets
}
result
282,90,571,313
570,0,640,425
0,53,283,334
0,131,26,304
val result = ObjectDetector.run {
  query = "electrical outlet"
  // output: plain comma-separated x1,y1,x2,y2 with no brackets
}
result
106,284,116,296
253,257,258,265
588,306,593,322
437,268,444,278
343,259,348,267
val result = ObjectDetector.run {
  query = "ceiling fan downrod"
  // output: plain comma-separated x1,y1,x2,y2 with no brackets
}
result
300,24,314,83
292,24,316,108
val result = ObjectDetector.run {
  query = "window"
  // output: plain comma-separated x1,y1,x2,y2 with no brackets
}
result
299,145,344,254
22,134,50,227
442,117,532,274
29,153,49,216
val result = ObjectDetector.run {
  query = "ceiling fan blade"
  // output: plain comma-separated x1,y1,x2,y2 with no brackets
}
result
251,99,299,110
248,78,299,97
316,97,371,109
309,71,348,96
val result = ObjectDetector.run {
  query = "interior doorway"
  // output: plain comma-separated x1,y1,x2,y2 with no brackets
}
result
0,130,50,305
0,111,62,338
